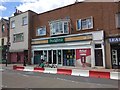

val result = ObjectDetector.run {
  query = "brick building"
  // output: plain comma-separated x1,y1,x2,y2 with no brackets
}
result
30,2,120,69
9,10,37,64
0,18,9,63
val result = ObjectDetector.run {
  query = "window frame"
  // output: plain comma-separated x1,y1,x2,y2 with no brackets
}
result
22,16,27,26
76,16,93,31
2,24,5,32
13,33,24,43
36,26,46,36
11,20,15,29
49,19,70,36
115,13,120,28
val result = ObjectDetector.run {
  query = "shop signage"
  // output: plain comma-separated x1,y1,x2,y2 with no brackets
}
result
48,37,65,44
109,37,120,43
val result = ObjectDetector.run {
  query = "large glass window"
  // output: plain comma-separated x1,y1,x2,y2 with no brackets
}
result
13,33,24,42
49,19,69,36
36,26,46,36
77,16,93,30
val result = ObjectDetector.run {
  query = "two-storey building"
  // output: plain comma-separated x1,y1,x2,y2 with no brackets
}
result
9,10,37,64
31,2,120,69
0,18,9,63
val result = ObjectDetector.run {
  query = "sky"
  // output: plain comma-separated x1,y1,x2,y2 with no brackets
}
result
0,0,118,20
0,0,85,20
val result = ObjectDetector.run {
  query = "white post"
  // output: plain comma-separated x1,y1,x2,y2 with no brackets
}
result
91,41,95,67
102,40,106,68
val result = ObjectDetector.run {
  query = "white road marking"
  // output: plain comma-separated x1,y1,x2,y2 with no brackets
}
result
56,77,80,84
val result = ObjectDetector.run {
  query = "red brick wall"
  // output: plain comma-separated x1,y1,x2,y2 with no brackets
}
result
32,2,120,39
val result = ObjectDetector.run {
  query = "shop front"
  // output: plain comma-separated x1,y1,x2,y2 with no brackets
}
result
32,31,105,68
10,50,28,64
109,37,120,69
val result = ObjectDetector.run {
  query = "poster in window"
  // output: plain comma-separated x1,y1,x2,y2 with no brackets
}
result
76,48,91,67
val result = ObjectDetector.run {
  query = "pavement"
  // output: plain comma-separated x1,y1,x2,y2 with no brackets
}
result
1,64,120,80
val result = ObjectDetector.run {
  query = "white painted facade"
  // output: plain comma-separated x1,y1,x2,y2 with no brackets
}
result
9,12,29,52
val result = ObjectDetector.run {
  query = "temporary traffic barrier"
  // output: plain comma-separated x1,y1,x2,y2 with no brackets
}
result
57,68,72,75
89,70,110,79
71,69,89,77
13,65,119,80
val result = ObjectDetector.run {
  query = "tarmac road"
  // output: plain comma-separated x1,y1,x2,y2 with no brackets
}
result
1,68,119,89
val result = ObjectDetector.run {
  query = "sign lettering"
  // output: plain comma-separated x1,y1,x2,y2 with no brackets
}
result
48,38,65,44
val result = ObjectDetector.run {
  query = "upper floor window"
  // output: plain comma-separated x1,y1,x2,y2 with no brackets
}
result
49,19,70,36
116,13,120,28
77,16,93,30
11,21,15,29
2,24,5,32
36,26,46,36
22,16,27,25
13,33,24,42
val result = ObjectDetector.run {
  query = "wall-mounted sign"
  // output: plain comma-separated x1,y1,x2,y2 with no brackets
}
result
48,37,65,44
109,37,120,43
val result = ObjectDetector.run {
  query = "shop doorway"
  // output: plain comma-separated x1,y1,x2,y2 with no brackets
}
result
48,50,62,65
95,49,103,66
94,44,103,66
34,51,43,64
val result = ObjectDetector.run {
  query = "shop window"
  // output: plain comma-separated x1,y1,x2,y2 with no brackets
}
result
77,16,93,30
49,19,69,36
13,33,24,42
11,20,15,29
22,16,27,25
36,26,46,36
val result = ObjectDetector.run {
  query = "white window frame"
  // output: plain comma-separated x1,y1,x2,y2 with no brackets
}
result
36,26,46,36
76,16,93,31
22,16,27,25
11,20,15,29
49,19,70,36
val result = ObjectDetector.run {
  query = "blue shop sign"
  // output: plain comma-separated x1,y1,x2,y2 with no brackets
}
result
109,37,120,43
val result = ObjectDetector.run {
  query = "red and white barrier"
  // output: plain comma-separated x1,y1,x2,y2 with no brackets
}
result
44,68,57,74
23,66,34,72
71,69,89,77
13,65,120,80
110,72,120,80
